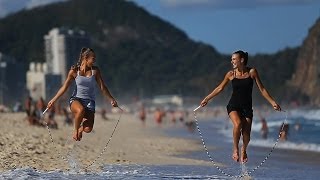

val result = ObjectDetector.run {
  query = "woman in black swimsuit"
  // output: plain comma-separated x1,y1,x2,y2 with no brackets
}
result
200,50,281,163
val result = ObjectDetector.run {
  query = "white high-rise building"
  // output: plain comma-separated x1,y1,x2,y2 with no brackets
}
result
44,27,90,82
26,27,91,100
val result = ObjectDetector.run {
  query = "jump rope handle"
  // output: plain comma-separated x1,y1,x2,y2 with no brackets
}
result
42,108,49,115
193,105,202,112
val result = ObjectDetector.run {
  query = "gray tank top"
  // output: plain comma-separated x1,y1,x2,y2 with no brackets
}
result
72,69,95,100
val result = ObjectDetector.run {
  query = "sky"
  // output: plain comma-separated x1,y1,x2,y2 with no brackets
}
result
0,0,319,54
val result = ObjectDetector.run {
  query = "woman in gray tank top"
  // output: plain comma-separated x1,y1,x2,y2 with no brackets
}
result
47,47,118,141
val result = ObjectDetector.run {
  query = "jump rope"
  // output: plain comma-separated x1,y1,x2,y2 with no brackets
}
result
193,105,288,178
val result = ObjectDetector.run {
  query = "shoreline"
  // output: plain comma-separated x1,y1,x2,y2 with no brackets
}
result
249,145,320,166
164,112,320,169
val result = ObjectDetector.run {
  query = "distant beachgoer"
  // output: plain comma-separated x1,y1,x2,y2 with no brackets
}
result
47,105,58,129
200,50,281,163
24,96,41,125
185,111,189,118
260,118,268,139
294,121,301,131
185,121,196,133
280,123,289,141
139,105,146,125
36,97,46,120
169,110,176,123
46,47,118,141
177,110,184,122
154,108,162,126
24,96,33,117
13,101,23,112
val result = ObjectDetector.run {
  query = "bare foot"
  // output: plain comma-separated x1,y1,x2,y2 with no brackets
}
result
241,147,248,163
73,129,79,141
232,149,239,162
78,128,83,141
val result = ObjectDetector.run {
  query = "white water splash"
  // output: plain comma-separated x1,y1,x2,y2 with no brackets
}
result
240,163,253,180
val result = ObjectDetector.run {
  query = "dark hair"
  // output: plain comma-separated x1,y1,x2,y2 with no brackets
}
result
73,47,95,69
233,50,248,66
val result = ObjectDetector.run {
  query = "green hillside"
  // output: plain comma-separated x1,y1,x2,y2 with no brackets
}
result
0,0,299,104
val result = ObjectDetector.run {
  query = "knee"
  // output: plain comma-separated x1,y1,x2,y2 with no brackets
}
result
75,107,85,116
83,126,93,133
234,122,242,130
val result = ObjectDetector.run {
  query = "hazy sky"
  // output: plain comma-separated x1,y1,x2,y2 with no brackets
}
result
130,0,320,54
0,0,319,54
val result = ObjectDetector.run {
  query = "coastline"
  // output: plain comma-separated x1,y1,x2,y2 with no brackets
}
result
166,112,320,179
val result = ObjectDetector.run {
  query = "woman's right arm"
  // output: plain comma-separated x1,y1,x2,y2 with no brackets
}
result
47,69,75,109
200,71,232,107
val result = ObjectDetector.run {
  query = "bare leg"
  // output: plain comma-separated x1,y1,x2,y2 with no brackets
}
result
241,117,252,163
82,110,95,133
229,111,242,162
78,123,84,140
70,100,85,141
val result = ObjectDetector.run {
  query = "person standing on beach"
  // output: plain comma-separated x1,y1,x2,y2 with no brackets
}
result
260,118,268,139
279,123,289,141
36,97,46,120
24,96,33,118
200,50,281,163
139,104,146,126
47,47,118,141
154,108,163,126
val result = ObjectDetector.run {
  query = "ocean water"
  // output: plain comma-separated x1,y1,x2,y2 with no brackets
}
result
0,165,227,180
171,107,320,180
1,108,320,179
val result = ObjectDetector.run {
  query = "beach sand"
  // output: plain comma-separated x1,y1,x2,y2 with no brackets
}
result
0,112,214,172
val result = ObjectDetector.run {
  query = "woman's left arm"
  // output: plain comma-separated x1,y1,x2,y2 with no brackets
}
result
251,68,281,111
95,67,118,107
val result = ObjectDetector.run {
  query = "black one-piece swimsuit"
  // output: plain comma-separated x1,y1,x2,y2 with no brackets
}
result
226,71,254,119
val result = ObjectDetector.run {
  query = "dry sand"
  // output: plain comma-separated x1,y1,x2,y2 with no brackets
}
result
0,111,215,172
